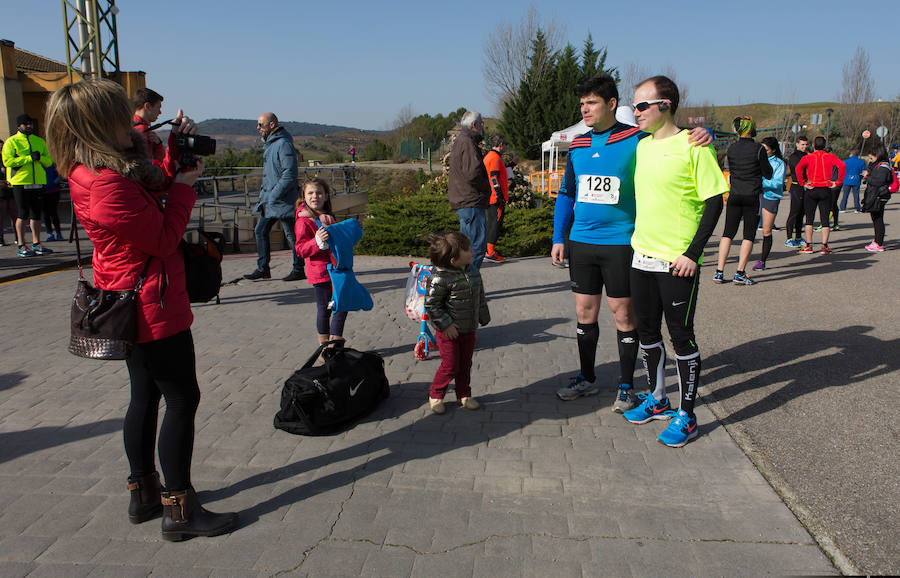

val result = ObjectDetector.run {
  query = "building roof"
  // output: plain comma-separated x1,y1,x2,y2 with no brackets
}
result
15,46,68,73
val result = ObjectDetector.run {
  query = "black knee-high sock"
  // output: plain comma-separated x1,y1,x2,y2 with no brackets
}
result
640,341,667,401
675,351,701,416
576,322,599,382
761,234,773,262
617,329,639,387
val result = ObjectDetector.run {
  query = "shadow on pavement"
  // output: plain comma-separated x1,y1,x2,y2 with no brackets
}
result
0,418,122,464
701,325,898,424
0,371,26,393
486,280,570,301
200,365,629,529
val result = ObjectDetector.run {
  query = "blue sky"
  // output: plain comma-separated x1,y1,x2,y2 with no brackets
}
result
2,1,895,130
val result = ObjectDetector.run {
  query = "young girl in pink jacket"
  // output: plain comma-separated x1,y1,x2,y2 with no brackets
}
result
294,178,347,345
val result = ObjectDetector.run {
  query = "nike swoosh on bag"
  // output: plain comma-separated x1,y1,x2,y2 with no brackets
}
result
349,379,365,397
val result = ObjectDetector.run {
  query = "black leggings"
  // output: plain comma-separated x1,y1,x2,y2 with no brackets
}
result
313,282,348,336
42,190,61,235
785,187,805,240
630,267,699,357
124,329,201,491
804,187,832,226
486,203,505,244
871,209,885,245
721,195,759,242
830,188,840,227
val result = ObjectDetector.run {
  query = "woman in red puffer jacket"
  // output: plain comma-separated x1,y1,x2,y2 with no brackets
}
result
45,79,236,542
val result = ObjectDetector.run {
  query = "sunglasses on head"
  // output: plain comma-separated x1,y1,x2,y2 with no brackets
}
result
631,99,669,112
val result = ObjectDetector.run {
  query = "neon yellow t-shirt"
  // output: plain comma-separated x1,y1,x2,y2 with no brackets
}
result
632,130,728,263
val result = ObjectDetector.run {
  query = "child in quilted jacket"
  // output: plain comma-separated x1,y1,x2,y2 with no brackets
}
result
294,178,346,345
424,232,490,414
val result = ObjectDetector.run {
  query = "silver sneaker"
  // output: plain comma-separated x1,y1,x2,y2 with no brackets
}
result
556,375,599,401
612,385,637,413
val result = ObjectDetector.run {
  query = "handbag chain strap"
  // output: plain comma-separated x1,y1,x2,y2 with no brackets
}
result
71,209,152,291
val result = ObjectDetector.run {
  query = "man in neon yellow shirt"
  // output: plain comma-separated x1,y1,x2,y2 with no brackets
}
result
622,76,728,447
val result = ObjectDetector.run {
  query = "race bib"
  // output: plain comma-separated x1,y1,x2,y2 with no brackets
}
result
632,251,671,273
578,175,620,204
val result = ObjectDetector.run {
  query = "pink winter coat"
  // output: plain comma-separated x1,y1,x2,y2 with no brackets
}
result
294,210,333,285
68,165,196,343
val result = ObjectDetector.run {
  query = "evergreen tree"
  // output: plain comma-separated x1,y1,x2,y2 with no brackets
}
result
547,45,581,130
500,29,555,159
500,30,620,159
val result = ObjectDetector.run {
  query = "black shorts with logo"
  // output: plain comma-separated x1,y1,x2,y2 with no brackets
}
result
567,241,632,298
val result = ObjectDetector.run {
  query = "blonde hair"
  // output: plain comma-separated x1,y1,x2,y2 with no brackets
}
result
45,79,140,179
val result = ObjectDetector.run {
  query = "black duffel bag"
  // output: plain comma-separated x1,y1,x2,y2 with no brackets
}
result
274,340,390,435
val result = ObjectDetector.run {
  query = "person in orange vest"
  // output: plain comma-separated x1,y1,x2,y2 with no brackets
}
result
483,134,509,262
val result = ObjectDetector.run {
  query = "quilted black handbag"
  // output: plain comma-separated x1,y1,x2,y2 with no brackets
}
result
68,218,150,360
274,340,390,435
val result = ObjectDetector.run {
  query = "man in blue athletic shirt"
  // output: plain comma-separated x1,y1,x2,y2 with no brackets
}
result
552,74,711,412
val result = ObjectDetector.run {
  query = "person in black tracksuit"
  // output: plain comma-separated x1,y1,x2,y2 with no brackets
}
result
785,136,809,246
714,116,772,285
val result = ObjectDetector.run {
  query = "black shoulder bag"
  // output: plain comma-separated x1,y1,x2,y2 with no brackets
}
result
68,218,151,360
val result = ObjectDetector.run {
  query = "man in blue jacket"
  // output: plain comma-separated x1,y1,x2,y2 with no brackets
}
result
839,149,867,214
245,112,306,281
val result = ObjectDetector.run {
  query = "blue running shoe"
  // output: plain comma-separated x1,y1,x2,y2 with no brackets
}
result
657,409,698,447
732,272,756,286
556,374,599,401
712,271,725,284
623,393,672,424
784,239,800,248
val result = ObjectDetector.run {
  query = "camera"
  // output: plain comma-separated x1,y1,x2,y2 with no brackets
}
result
149,118,217,169
174,133,216,168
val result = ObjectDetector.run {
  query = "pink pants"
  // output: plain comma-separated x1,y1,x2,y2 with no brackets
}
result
429,331,476,400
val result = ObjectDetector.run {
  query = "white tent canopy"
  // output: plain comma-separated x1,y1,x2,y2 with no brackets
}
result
539,107,638,189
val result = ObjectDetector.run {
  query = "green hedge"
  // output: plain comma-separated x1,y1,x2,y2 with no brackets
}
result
356,190,555,258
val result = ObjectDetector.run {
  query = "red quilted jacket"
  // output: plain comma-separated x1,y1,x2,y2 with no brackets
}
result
68,165,197,343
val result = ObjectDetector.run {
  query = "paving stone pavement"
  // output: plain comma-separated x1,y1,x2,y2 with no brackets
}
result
0,235,871,576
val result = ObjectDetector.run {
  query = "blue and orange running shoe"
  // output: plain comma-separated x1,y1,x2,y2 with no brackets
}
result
623,393,672,424
657,409,699,447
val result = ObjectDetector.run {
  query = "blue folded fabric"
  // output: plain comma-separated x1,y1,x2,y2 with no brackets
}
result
325,219,372,312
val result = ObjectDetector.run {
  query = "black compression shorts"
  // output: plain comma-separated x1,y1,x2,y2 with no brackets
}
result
721,194,759,242
804,187,832,226
12,186,42,221
568,241,632,298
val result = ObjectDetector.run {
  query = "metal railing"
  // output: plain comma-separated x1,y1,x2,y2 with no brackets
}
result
191,164,364,253
196,164,359,205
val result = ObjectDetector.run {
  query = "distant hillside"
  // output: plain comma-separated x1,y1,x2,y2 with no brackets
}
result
197,118,381,137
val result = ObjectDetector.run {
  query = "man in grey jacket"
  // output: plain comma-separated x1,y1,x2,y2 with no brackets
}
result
245,112,306,281
448,110,491,272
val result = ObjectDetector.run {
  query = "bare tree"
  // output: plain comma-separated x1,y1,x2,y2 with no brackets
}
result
837,45,875,150
482,4,566,108
619,62,651,106
393,103,416,131
620,63,690,122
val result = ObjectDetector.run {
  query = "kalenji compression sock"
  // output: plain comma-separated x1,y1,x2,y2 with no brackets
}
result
675,351,701,416
576,322,599,382
617,329,639,387
640,341,667,401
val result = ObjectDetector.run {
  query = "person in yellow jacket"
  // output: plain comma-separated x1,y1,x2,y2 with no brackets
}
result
2,114,53,257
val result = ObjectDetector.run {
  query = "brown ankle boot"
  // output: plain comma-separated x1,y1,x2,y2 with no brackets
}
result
160,487,238,542
127,472,163,524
